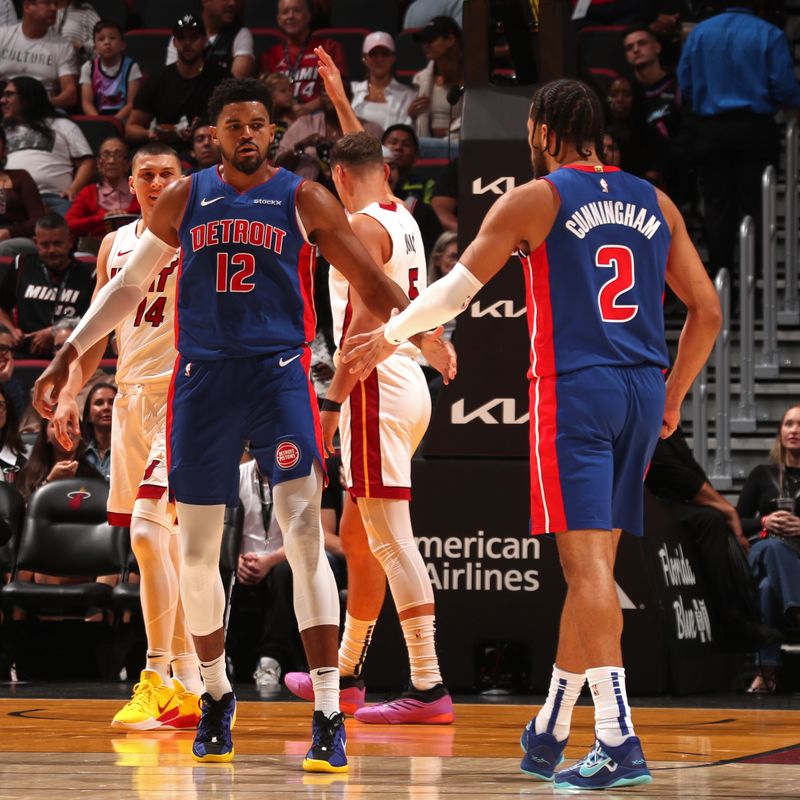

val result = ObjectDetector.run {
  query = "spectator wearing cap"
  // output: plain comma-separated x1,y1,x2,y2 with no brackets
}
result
126,14,227,146
166,0,254,78
260,0,347,116
409,16,463,158
350,31,416,134
0,0,79,110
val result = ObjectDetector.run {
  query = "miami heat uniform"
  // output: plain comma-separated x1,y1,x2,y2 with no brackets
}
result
520,164,670,536
329,201,430,499
170,166,323,506
105,220,179,526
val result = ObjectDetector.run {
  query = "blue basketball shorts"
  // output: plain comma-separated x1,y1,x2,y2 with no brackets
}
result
528,364,665,536
167,346,324,507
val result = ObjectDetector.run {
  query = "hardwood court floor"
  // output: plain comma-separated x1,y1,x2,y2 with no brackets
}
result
0,695,798,799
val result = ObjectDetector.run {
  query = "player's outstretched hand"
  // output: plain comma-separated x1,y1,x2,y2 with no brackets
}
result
52,394,81,452
315,46,347,104
33,348,73,419
419,328,457,385
341,320,398,380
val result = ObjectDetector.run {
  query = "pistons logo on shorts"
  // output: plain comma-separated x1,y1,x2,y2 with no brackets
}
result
276,440,301,470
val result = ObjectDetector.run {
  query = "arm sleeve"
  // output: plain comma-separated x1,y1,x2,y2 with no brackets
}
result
736,465,768,519
67,229,177,356
233,27,254,57
8,171,46,239
383,262,484,344
65,185,104,236
766,28,800,108
57,41,79,77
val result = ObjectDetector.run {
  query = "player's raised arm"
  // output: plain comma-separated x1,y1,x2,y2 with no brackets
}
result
33,179,189,413
657,190,721,437
315,47,363,135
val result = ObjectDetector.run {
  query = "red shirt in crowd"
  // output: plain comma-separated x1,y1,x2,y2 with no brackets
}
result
259,36,347,104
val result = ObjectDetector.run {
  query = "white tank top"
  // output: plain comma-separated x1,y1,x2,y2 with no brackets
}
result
330,201,427,360
105,220,179,385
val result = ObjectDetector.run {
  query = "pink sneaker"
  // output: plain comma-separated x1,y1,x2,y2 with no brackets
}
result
284,672,366,715
354,684,455,724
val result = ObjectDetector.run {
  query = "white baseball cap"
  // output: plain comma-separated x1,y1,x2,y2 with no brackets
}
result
362,31,395,54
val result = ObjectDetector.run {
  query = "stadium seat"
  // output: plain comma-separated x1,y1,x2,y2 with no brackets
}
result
71,115,125,153
395,28,426,84
413,157,449,185
124,29,171,80
1,479,128,618
0,483,25,567
330,1,399,35
313,27,371,82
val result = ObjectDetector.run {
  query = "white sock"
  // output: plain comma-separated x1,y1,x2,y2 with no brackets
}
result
534,664,585,741
310,667,340,717
401,615,442,691
199,653,232,701
145,650,171,685
338,613,376,678
171,653,203,695
585,666,634,746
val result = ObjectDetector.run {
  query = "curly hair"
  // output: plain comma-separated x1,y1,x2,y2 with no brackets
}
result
208,78,273,124
6,76,56,148
529,78,604,160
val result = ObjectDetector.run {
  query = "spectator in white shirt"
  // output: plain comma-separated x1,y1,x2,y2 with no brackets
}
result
350,31,416,134
0,0,17,27
1,76,94,215
54,0,99,59
0,0,79,110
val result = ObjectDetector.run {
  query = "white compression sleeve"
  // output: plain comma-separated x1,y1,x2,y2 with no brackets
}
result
383,261,484,345
67,229,177,357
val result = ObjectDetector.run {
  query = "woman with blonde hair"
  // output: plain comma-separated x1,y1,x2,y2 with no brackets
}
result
737,403,800,692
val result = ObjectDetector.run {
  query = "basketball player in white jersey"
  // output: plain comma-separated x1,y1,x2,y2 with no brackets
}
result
50,143,203,730
285,130,456,723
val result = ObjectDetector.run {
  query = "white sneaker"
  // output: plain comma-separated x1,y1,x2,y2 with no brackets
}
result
253,656,281,693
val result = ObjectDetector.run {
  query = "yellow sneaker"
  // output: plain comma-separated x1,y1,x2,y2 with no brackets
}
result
162,678,202,730
111,669,179,731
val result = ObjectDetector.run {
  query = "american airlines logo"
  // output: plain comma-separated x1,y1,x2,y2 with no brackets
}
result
471,299,526,318
471,176,516,195
451,398,529,425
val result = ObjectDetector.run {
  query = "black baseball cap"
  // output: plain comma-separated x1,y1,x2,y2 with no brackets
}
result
173,14,205,37
413,15,462,43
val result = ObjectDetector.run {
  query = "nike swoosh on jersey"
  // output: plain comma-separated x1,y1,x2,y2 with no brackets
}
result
279,354,302,367
200,196,224,206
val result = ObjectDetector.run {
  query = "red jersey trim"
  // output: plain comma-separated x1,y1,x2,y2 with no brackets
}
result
378,202,397,211
561,164,621,173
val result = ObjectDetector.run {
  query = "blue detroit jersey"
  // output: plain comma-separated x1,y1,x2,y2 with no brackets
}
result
521,165,671,377
176,166,317,359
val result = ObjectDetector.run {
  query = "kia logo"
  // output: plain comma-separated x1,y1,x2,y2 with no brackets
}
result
471,176,516,195
451,398,529,425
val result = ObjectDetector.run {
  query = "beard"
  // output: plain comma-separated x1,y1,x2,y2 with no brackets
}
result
531,145,548,179
223,143,268,175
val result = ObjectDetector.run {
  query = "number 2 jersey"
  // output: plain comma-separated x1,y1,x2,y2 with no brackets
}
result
522,164,671,377
176,165,316,360
106,220,178,384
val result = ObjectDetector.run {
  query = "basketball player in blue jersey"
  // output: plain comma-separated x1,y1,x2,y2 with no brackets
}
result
343,79,722,790
33,77,454,772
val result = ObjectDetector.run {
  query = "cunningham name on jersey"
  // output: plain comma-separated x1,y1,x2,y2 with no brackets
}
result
565,201,662,240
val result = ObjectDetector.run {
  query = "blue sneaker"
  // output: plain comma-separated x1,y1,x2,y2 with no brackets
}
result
554,736,652,790
519,720,566,780
191,692,236,763
302,710,348,773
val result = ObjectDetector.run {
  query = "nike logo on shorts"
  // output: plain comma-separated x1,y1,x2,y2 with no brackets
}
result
200,196,224,206
279,354,301,367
